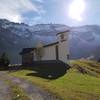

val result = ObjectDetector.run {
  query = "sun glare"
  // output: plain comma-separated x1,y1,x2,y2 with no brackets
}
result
68,0,85,21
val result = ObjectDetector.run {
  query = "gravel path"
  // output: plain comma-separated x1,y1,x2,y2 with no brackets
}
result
0,73,11,100
8,77,59,100
0,71,60,100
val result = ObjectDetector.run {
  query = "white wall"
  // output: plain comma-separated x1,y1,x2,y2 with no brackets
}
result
33,31,69,63
42,45,56,60
58,41,69,63
57,31,69,63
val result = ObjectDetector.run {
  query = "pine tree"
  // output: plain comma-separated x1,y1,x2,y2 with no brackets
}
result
0,52,10,66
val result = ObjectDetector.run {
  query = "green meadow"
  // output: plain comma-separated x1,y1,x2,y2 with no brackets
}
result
10,60,100,100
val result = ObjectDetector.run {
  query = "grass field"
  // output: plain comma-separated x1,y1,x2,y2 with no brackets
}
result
10,60,100,100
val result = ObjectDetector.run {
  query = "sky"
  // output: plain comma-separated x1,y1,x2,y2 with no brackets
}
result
0,0,100,26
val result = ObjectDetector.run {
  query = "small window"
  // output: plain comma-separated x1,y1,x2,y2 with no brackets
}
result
60,34,64,40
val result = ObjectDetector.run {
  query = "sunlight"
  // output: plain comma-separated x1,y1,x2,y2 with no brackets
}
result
68,0,85,21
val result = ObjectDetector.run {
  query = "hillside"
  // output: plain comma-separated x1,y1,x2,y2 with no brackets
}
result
0,19,100,63
71,60,100,77
70,25,100,60
10,60,100,100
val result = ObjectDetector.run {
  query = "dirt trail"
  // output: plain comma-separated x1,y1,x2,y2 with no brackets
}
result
0,75,11,100
8,77,59,100
0,71,60,100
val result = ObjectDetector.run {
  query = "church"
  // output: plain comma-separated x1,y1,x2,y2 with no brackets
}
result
20,30,70,65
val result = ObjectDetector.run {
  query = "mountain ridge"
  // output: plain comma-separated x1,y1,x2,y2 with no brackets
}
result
0,19,100,63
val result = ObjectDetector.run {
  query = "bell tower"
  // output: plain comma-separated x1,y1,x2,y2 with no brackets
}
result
57,30,69,64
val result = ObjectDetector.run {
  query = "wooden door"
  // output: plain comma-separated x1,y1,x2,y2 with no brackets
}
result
55,45,59,60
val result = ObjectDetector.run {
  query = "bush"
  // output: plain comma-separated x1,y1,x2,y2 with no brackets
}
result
0,52,10,67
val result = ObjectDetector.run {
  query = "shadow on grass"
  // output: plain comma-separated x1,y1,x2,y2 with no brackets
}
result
25,61,70,80
6,61,70,80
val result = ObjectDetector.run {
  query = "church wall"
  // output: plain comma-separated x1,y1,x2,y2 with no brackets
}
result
57,31,69,63
41,45,57,60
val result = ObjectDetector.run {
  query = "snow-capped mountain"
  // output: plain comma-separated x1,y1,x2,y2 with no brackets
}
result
70,25,100,60
0,19,100,63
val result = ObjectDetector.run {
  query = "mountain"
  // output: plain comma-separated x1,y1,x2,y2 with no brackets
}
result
0,19,100,63
70,25,100,60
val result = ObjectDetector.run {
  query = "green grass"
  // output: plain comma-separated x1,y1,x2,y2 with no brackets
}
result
11,84,30,100
71,60,100,77
10,60,100,100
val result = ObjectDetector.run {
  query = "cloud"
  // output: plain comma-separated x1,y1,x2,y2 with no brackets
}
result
25,16,42,25
0,0,41,23
35,0,44,3
32,16,42,25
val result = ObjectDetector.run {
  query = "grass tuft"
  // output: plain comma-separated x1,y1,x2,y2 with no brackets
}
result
6,80,30,100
